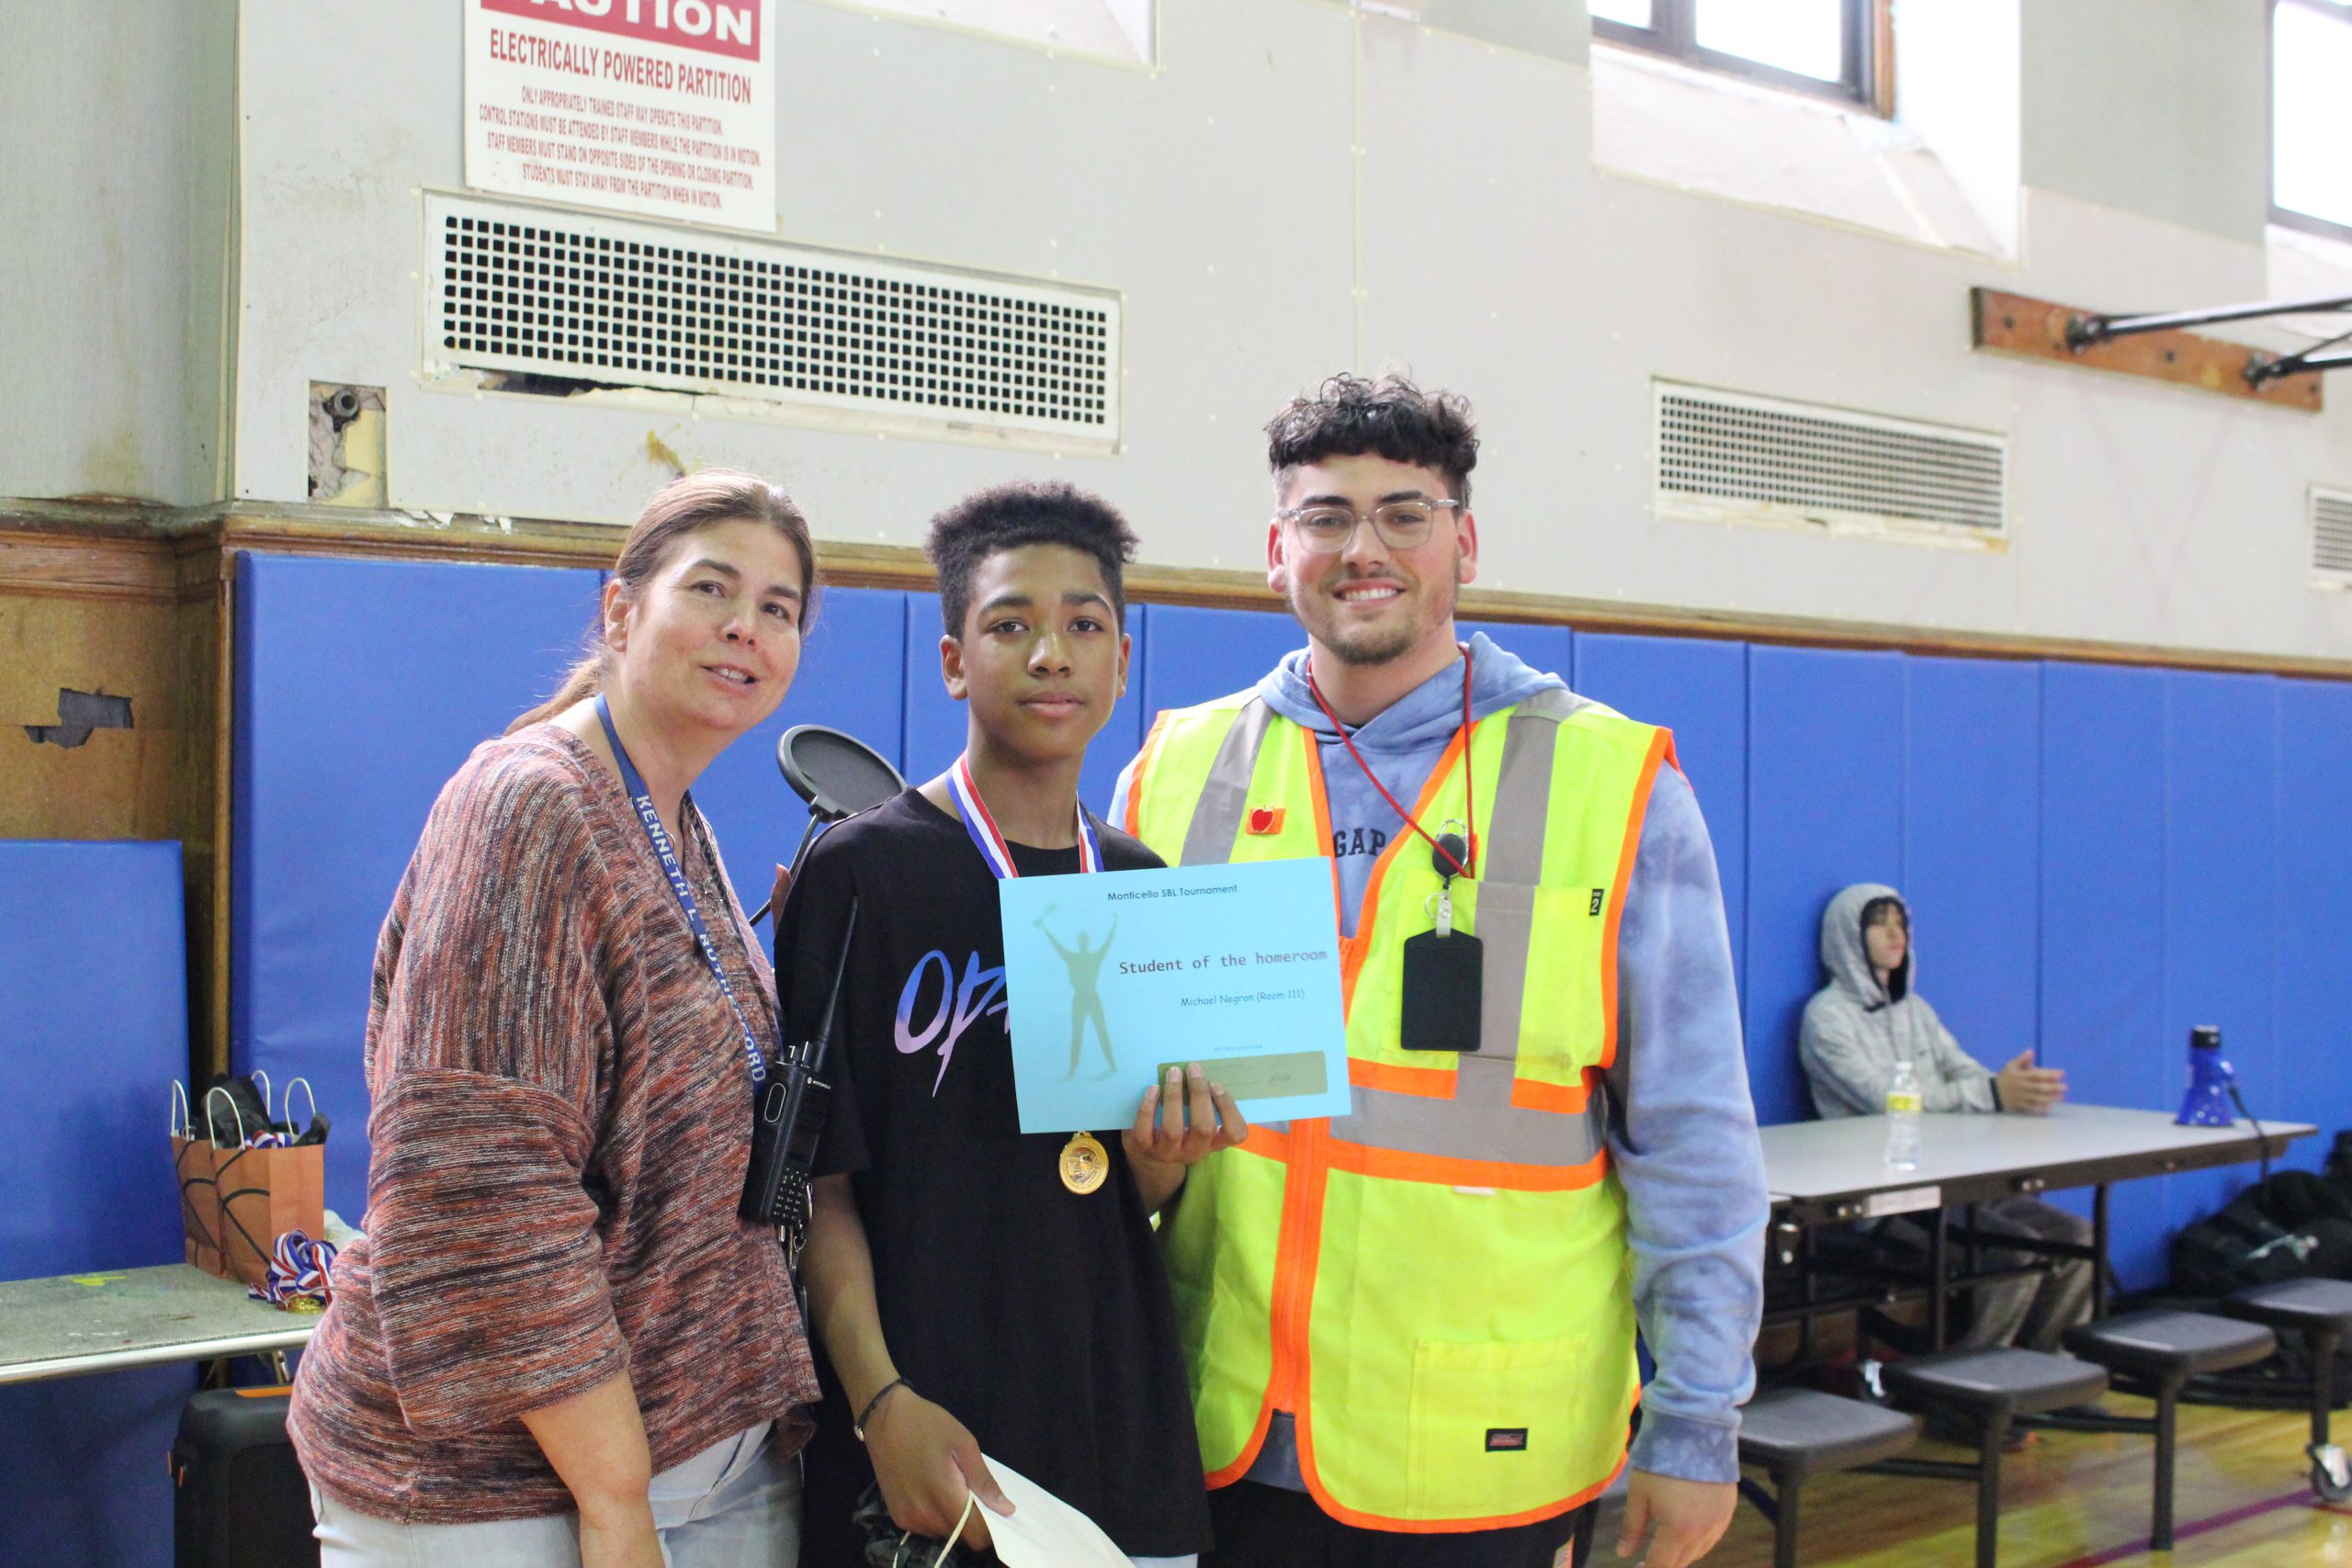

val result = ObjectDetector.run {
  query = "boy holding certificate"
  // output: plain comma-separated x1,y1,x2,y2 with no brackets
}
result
780,481,1243,1567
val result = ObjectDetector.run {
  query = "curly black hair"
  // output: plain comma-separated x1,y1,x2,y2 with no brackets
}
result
1265,371,1481,506
925,480,1140,637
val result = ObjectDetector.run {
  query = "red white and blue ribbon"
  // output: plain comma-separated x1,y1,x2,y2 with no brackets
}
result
947,754,1101,881
249,1229,339,1308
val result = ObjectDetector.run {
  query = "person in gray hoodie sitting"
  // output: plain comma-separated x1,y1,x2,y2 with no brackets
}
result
1799,883,2093,1351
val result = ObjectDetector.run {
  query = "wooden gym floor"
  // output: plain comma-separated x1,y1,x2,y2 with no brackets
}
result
1707,1393,2352,1565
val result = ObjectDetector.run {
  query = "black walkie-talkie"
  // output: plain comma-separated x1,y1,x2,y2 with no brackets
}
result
740,896,859,1246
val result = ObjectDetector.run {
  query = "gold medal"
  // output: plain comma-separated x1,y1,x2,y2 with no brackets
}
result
1059,1131,1109,1195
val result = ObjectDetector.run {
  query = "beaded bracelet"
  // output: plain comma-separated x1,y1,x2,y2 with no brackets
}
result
854,1376,910,1442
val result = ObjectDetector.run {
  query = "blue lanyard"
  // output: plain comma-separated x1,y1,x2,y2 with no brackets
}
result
595,694,768,1092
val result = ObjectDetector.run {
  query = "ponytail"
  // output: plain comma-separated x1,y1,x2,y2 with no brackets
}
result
506,654,606,736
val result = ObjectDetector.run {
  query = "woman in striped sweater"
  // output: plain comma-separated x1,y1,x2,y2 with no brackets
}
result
290,471,823,1568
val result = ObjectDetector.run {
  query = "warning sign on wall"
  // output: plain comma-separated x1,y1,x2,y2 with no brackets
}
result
465,0,775,232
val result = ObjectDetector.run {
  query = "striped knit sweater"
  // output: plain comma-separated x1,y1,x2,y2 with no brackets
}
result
288,724,820,1523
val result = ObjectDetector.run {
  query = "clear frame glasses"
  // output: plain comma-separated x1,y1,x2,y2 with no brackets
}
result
1276,497,1461,555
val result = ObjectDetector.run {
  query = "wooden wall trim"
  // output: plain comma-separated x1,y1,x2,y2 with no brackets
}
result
9,497,2352,682
0,528,213,604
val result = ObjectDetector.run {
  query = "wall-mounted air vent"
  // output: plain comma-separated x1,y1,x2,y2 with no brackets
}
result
423,192,1121,449
2314,487,2352,581
1653,381,2007,541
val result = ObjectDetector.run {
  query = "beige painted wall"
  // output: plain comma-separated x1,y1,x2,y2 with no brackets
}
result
7,1,2351,660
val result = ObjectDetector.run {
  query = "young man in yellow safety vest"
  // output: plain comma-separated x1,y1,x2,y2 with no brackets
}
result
1112,374,1770,1568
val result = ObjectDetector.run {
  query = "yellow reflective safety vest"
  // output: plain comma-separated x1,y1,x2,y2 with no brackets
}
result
1125,684,1675,1533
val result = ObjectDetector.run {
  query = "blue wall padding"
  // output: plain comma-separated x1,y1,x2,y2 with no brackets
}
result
232,554,605,1220
1902,659,2042,1075
2278,679,2352,1177
0,1366,189,1568
228,547,2352,1295
1573,633,1749,1004
0,839,194,1568
901,590,1151,821
689,586,908,906
2161,671,2284,1258
1743,648,1907,1128
2039,663,2171,1286
1461,619,1573,694
901,592,962,790
1136,604,1304,720
0,840,189,1277
2038,664,2169,1082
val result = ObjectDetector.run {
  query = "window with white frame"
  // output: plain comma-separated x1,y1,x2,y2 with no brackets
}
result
2273,0,2352,240
1589,0,1883,112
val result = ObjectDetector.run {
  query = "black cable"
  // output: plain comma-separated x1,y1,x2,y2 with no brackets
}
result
2250,320,2352,385
2228,1082,2272,1189
2299,321,2352,359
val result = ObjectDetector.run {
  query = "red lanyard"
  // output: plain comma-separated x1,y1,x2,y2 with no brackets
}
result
1305,643,1476,881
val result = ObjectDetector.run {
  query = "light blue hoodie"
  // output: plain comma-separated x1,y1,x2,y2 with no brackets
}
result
1113,633,1768,1489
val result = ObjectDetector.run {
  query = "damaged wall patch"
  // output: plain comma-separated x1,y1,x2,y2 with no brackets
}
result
23,689,134,749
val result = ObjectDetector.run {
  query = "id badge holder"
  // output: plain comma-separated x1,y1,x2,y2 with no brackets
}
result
1400,860,1483,1052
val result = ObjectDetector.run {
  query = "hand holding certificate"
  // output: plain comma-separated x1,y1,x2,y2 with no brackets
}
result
997,858,1351,1134
974,1454,1133,1566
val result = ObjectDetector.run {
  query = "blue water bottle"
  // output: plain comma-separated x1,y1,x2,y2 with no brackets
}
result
2176,1024,2235,1127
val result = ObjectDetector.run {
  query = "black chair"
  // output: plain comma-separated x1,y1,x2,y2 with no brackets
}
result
2223,1277,2352,1502
1871,1348,2110,1568
1736,1388,1919,1567
2047,1309,2277,1549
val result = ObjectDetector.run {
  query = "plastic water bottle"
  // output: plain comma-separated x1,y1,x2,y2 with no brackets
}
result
1884,1059,1923,1170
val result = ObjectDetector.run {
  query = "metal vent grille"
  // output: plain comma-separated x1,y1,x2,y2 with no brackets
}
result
1653,382,2007,536
2315,488,2352,578
424,193,1119,446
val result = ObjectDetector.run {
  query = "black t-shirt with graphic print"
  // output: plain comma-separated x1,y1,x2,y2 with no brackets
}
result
775,786,1211,1558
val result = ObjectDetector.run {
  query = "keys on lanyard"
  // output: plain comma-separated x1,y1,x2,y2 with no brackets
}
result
1430,828,1470,937
595,695,770,1093
1402,824,1484,1053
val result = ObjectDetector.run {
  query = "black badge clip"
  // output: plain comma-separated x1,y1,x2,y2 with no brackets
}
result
1400,829,1482,1052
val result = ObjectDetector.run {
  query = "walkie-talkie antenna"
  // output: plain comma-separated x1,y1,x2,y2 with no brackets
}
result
807,897,859,1077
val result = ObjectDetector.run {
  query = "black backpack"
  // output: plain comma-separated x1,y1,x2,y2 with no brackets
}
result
2169,1146,2352,1297
2172,1202,2324,1297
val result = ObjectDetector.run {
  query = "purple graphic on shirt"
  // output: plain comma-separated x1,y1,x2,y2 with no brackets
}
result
895,949,1008,1093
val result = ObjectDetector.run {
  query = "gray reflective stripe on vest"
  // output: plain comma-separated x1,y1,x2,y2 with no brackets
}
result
1332,1063,1611,1172
1474,686,1584,1073
1180,697,1277,868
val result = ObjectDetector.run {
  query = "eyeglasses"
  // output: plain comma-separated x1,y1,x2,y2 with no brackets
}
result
1275,498,1461,555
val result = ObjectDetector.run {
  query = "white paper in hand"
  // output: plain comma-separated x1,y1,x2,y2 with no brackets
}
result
975,1454,1130,1568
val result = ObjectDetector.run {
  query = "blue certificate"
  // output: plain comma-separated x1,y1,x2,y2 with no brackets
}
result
996,857,1351,1134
